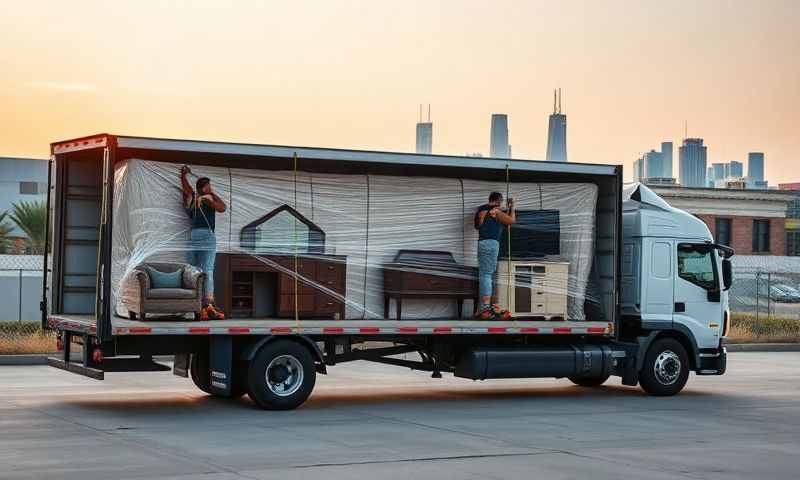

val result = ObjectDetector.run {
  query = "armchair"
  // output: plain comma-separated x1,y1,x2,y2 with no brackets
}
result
121,262,206,320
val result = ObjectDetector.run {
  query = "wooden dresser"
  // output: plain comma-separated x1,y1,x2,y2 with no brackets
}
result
382,250,478,319
215,253,347,319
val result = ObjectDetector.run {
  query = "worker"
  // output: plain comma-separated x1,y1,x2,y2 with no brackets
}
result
474,192,515,320
181,165,227,320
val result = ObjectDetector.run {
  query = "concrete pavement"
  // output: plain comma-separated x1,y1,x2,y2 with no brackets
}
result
1,352,799,479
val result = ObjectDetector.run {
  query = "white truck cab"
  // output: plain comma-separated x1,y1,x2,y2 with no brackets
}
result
620,183,732,388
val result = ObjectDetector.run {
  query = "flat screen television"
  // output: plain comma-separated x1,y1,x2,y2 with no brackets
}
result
499,209,560,259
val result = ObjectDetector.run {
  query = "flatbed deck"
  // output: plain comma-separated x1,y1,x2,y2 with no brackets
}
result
47,314,613,336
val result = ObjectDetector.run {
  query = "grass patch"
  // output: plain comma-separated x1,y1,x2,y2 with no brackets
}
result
0,321,57,355
729,312,800,343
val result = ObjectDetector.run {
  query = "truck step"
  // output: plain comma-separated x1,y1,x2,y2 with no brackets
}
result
47,356,171,380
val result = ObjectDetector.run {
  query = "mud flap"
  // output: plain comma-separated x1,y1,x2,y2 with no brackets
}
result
173,353,190,378
209,336,233,396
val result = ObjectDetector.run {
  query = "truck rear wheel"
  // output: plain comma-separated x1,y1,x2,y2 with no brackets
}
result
190,352,246,399
568,374,611,387
639,338,690,396
246,340,316,410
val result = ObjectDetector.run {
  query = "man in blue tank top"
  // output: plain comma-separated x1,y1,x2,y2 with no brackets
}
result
474,192,516,320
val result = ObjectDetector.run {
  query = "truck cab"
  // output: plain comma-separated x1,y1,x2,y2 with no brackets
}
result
620,183,731,390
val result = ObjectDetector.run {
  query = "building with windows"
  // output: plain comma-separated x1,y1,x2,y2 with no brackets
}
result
678,138,708,187
779,182,800,256
0,157,48,248
649,185,795,255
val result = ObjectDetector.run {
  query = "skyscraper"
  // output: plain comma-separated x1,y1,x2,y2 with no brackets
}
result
415,104,432,154
633,156,644,182
643,149,663,179
546,89,567,162
679,138,708,187
490,114,510,158
729,160,744,178
660,141,673,178
711,163,726,183
748,152,764,182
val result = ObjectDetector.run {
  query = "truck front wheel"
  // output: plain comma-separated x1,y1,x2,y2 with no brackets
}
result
639,338,690,396
246,340,316,410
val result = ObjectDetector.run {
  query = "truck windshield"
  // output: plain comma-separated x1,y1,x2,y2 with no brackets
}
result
677,244,718,291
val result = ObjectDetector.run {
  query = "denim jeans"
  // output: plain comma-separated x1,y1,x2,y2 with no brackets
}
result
478,239,500,301
188,227,216,297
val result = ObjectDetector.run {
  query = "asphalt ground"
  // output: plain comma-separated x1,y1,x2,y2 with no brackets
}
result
1,352,798,479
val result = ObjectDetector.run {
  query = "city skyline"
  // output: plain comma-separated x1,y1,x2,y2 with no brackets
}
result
0,1,797,185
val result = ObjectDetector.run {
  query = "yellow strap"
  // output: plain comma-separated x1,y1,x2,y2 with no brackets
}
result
293,152,299,331
505,164,512,311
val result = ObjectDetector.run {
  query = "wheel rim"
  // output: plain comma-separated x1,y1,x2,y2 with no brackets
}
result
265,354,304,397
653,350,681,386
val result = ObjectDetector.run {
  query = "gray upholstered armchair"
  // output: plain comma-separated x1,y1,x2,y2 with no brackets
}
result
121,262,206,320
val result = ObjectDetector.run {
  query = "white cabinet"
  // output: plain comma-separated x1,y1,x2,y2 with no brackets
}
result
496,260,569,319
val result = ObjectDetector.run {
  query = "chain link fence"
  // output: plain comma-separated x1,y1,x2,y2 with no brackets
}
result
728,256,800,342
0,255,55,354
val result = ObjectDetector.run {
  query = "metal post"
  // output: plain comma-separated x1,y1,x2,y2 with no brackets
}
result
18,269,23,322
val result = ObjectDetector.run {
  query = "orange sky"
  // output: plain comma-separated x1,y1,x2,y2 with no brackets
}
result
1,0,798,183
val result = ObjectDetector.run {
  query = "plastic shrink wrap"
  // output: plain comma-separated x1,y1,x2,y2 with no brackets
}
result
112,159,601,321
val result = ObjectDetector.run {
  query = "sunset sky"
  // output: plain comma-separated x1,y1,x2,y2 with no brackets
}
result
1,0,798,183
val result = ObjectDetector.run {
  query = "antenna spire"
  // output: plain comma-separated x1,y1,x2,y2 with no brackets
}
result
553,90,557,114
558,88,562,114
427,104,431,122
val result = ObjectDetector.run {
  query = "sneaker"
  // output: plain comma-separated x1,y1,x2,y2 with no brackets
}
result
491,304,513,321
205,304,225,320
475,307,496,320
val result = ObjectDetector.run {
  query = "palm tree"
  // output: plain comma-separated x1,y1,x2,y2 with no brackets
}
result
0,211,14,253
9,200,47,254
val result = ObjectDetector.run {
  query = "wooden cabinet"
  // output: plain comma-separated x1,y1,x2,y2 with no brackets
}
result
217,253,346,319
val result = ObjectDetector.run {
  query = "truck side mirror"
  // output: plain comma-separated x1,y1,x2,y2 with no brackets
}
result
722,259,733,291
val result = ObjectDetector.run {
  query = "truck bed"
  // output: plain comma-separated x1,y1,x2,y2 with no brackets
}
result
47,314,613,336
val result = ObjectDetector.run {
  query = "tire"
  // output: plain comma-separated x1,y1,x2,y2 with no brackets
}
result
190,352,247,398
639,338,690,396
246,340,316,410
568,374,611,387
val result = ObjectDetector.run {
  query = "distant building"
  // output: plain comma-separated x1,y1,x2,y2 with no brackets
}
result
545,89,567,162
711,163,726,184
779,182,800,256
633,157,644,182
660,141,673,178
490,114,510,158
415,104,433,154
650,185,794,255
643,150,663,179
415,122,432,154
642,177,677,186
748,152,765,183
729,160,744,178
678,138,708,187
0,157,48,250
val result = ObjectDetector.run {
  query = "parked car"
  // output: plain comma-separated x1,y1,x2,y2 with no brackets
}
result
769,284,800,303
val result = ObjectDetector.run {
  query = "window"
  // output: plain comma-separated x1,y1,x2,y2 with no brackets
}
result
752,219,770,253
715,218,732,246
19,182,38,194
240,205,325,254
677,243,717,290
787,231,800,256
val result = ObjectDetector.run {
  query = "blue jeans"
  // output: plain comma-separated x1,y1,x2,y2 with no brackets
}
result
188,227,216,298
478,239,499,301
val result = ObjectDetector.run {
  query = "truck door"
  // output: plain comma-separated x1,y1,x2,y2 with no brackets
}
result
673,243,723,349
